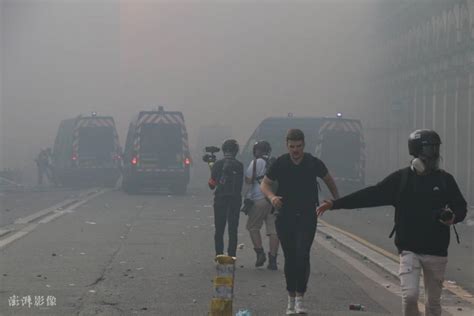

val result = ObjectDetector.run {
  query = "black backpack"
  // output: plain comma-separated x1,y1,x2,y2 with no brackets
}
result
389,168,459,243
217,158,243,196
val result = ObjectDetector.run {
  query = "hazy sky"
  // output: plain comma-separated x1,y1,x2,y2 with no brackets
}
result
1,0,379,175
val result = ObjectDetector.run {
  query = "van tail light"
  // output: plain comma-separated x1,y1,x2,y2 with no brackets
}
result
184,157,191,166
72,154,78,161
131,157,138,165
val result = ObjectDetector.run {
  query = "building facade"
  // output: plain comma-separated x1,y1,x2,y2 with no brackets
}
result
365,0,474,206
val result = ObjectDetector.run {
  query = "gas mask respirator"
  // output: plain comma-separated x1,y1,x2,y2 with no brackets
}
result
411,144,440,174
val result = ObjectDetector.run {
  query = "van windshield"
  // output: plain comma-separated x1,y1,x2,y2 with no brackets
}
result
78,126,114,160
140,123,183,167
320,130,360,178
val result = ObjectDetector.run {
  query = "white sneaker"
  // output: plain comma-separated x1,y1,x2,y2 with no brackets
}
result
295,296,308,314
286,296,296,315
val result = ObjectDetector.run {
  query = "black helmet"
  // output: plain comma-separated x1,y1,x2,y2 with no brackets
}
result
253,140,271,158
408,129,441,158
222,139,239,156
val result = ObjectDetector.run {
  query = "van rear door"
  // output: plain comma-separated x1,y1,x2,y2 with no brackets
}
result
78,126,114,164
74,117,120,167
139,123,184,169
315,119,365,193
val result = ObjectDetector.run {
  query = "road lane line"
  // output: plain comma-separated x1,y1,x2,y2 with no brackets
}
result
13,188,100,225
0,229,12,237
319,219,474,306
0,224,37,249
0,188,108,249
320,219,398,261
14,199,77,224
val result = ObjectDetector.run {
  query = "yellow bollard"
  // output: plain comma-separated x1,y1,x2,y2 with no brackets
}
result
209,255,236,316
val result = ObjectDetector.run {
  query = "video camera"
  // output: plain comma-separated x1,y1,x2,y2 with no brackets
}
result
202,146,220,168
436,208,454,222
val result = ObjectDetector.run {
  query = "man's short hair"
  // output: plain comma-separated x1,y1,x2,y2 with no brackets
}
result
286,129,305,142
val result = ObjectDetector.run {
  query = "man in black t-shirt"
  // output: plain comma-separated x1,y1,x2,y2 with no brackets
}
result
260,129,339,315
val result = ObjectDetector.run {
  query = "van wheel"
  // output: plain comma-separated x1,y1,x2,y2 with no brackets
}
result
123,179,138,194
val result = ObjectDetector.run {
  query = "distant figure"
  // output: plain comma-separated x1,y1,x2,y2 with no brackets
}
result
44,148,55,185
317,129,467,316
35,149,49,185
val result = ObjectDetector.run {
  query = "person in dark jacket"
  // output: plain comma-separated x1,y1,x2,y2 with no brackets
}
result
208,139,244,258
317,129,467,316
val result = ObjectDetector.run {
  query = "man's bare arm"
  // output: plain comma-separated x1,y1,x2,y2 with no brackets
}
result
260,176,283,209
260,176,275,199
322,173,340,199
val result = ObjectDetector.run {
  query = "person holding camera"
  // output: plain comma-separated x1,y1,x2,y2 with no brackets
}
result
260,129,340,315
208,139,244,258
317,129,467,316
243,140,280,270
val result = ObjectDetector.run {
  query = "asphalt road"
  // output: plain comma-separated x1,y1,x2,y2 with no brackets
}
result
0,188,407,315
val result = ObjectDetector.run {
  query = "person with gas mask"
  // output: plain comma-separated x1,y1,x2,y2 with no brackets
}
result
317,129,467,316
208,139,244,258
244,140,280,270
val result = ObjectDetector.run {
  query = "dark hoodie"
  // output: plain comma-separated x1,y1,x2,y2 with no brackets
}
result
332,167,467,256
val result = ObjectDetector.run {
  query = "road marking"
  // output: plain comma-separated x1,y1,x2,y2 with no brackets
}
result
13,188,99,225
0,229,12,237
0,224,37,249
0,188,108,249
319,219,474,306
320,219,398,261
14,199,77,224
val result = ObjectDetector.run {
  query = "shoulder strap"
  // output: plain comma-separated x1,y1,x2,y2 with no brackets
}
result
252,159,257,182
389,168,410,238
255,158,267,183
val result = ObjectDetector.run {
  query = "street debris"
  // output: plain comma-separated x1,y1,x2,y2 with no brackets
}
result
349,304,365,311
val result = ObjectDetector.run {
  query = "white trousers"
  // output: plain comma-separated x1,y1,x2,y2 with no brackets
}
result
399,251,448,316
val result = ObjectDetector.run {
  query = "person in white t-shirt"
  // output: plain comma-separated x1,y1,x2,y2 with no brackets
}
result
245,140,279,270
